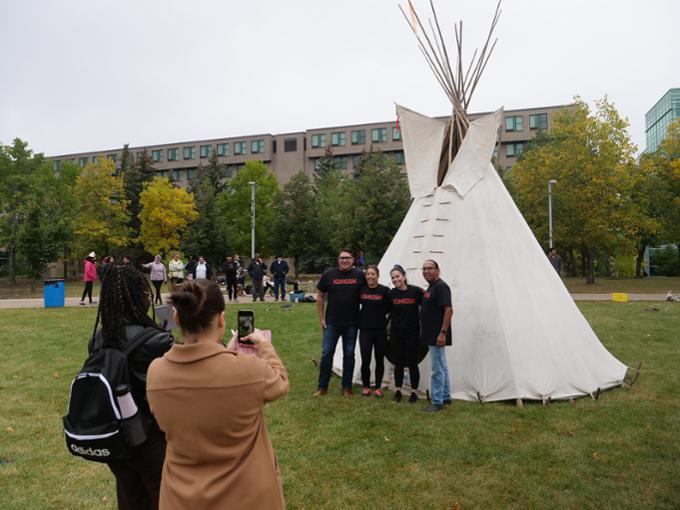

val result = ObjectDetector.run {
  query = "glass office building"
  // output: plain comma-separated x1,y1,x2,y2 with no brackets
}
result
645,88,680,153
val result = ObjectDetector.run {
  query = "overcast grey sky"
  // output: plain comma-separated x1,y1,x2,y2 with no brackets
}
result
1,0,677,157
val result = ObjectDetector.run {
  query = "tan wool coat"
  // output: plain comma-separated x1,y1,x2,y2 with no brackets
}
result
147,340,289,510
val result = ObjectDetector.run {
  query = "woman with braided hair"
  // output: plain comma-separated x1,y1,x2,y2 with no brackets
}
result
87,264,173,510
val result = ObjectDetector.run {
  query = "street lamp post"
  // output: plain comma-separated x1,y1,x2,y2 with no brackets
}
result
249,181,256,259
548,179,557,249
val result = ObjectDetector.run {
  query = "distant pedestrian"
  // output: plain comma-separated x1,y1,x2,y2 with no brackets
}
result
548,248,562,275
97,256,113,283
80,252,97,305
191,256,212,281
222,256,239,302
143,255,167,305
356,250,366,269
184,256,198,281
270,255,289,301
420,260,453,413
247,254,267,302
168,252,185,287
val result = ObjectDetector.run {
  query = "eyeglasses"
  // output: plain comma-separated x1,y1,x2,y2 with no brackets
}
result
422,267,436,271
338,256,353,260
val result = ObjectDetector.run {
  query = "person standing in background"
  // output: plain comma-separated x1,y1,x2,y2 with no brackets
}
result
247,254,267,302
222,255,239,302
270,255,289,301
168,253,185,289
143,255,167,305
80,252,97,305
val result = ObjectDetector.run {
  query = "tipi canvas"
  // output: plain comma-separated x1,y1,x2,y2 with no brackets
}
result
332,105,628,402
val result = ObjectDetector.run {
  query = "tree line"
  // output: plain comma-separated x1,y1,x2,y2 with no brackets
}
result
0,142,410,285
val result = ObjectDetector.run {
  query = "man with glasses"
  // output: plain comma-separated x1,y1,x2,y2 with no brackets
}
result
314,249,366,396
420,260,453,412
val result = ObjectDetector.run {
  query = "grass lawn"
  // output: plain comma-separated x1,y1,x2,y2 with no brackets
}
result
0,302,679,509
0,278,103,300
563,276,680,294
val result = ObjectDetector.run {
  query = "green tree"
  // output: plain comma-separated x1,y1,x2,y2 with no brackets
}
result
335,151,411,262
195,151,225,193
272,171,321,275
72,158,131,257
139,177,198,256
313,168,349,269
182,176,226,265
511,97,642,284
653,118,680,273
215,161,280,257
122,146,155,260
315,145,337,180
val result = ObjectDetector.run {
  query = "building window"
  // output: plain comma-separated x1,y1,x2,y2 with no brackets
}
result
529,113,548,130
200,145,212,158
251,140,265,154
52,160,61,171
284,138,297,152
492,144,499,160
393,151,405,165
334,156,348,169
393,127,401,141
168,148,179,161
311,134,326,148
173,169,183,181
157,170,168,179
93,156,99,163
107,154,117,162
331,132,346,147
371,128,387,143
351,129,366,145
234,142,246,155
216,143,229,156
183,147,196,160
78,157,88,168
151,150,162,162
352,154,363,168
505,116,524,132
505,142,524,157
186,168,196,181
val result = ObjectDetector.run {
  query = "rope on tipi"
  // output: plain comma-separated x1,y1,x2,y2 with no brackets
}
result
399,0,502,184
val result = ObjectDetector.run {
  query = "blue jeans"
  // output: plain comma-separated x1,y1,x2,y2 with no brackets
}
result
318,324,358,390
273,275,286,299
428,345,451,405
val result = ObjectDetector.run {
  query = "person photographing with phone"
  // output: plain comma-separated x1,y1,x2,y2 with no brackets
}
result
146,280,288,509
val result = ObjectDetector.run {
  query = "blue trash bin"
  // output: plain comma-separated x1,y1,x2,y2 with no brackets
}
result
44,279,65,308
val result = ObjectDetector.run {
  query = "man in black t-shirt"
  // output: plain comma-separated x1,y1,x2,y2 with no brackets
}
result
314,249,366,396
420,259,453,412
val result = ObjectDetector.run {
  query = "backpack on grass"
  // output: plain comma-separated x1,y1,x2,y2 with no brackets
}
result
63,327,157,463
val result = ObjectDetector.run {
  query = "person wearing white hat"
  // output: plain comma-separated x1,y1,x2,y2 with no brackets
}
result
80,252,97,305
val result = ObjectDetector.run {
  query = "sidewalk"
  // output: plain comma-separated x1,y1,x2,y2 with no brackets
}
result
0,293,669,310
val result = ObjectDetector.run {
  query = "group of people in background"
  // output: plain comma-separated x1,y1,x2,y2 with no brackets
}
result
314,249,453,412
80,251,292,307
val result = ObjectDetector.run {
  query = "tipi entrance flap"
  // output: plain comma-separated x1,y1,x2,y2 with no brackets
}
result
396,104,447,198
441,108,503,198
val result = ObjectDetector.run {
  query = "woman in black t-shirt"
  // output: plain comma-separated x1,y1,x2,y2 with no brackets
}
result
387,265,424,403
359,266,390,397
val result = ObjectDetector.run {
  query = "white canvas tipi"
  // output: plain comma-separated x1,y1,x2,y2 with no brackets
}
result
333,1,628,401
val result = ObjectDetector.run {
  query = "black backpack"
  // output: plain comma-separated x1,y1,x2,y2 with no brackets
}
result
63,327,157,463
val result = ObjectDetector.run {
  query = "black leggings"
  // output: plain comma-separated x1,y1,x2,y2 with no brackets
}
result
226,279,237,300
394,363,420,390
81,281,93,302
151,280,163,304
360,328,386,389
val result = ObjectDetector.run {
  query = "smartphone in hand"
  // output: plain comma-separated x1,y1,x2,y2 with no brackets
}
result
237,310,255,344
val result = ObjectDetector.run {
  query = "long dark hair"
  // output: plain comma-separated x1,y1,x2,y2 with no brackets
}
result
92,265,161,348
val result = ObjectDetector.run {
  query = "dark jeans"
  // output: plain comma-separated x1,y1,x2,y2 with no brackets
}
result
252,278,265,301
107,428,166,510
151,280,163,304
360,328,386,389
273,275,287,299
318,324,358,390
226,279,238,300
81,281,93,302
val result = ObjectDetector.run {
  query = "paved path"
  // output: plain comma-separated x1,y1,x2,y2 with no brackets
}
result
0,293,670,310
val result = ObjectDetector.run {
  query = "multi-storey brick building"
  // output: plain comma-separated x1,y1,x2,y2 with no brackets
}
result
49,104,570,185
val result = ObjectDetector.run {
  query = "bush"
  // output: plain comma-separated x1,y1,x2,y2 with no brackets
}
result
651,245,680,276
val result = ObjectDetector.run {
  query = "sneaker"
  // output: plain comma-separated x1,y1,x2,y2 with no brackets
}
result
408,392,419,403
79,301,85,306
312,388,327,397
361,387,372,397
393,390,402,403
374,389,383,398
234,299,239,302
443,399,452,405
342,388,353,397
424,403,444,413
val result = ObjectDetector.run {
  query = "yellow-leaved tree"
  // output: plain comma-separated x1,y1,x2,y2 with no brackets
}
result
72,157,130,257
139,177,198,256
